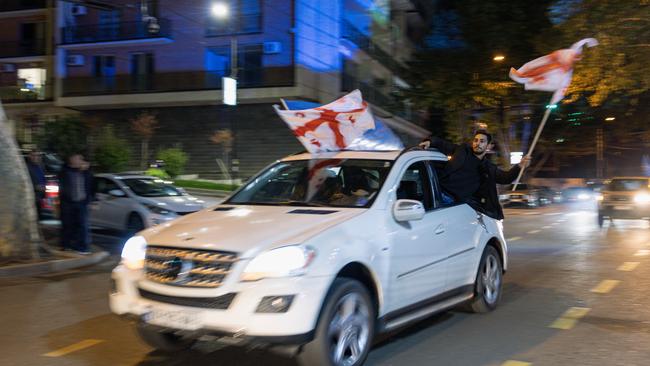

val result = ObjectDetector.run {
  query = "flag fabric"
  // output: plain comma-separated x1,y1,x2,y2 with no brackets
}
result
276,90,403,153
509,38,598,104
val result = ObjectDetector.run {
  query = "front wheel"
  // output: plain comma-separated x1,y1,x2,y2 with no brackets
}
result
126,213,145,236
469,246,503,313
298,279,375,366
136,323,195,352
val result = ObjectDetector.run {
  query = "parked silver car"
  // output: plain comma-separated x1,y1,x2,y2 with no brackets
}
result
90,174,205,233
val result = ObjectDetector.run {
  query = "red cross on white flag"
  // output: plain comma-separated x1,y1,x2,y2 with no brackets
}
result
274,90,376,153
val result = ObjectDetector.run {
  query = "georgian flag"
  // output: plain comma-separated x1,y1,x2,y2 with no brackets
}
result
274,90,376,153
509,38,598,104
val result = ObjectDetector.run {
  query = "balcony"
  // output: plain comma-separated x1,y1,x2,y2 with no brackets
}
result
61,19,172,45
61,67,295,97
0,0,46,12
341,20,410,78
206,14,262,36
0,40,46,58
0,84,50,103
342,73,411,120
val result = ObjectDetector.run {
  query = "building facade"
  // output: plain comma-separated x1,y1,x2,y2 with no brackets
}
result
1,0,433,179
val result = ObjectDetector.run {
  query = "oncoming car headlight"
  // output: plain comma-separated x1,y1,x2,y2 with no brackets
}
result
241,246,316,282
634,193,650,204
121,236,147,270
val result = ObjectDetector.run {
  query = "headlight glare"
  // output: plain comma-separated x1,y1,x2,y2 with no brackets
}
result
241,246,316,281
634,193,650,204
121,236,147,270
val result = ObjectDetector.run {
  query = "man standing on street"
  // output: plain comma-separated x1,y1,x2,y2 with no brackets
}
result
420,130,530,219
26,150,46,220
59,153,93,254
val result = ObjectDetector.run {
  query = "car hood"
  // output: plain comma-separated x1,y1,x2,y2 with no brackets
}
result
139,195,205,213
140,205,366,257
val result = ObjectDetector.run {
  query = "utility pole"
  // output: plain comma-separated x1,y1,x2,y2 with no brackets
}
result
596,128,604,179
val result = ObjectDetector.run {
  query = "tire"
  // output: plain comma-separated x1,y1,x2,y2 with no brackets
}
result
126,213,145,235
469,246,503,313
298,279,375,366
597,212,604,228
136,323,195,352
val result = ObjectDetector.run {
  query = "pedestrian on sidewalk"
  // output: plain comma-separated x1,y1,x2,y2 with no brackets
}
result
26,150,46,220
59,153,93,254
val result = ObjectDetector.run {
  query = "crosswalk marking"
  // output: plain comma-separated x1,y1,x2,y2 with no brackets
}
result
617,262,640,271
549,307,590,330
591,280,620,294
44,339,104,357
634,249,650,257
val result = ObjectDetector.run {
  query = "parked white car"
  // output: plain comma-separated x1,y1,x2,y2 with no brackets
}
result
90,174,205,233
110,149,508,366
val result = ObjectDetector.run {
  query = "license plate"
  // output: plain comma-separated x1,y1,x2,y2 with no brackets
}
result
144,308,201,330
614,205,632,210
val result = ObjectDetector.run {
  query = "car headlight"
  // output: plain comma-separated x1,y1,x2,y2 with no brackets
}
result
577,193,590,200
143,202,175,215
121,236,147,270
241,246,316,282
499,194,509,200
634,193,650,204
596,194,604,201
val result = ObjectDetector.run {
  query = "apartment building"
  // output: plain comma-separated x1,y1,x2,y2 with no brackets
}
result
2,0,433,179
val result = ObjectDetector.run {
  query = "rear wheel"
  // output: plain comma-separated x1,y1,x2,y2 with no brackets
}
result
136,323,195,352
126,213,145,235
298,279,375,366
469,246,503,313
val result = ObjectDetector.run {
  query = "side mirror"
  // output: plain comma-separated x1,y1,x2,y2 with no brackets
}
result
108,189,126,198
393,199,425,222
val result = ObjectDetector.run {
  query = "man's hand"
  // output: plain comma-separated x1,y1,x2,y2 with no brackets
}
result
519,155,531,169
418,139,431,149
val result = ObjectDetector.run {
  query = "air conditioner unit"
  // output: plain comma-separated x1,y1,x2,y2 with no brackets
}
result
1,64,16,72
66,54,85,66
71,4,87,16
263,41,282,54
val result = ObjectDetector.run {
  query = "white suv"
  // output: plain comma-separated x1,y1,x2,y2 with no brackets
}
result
110,149,508,366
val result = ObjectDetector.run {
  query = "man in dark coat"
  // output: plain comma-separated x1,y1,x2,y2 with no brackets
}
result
420,130,530,219
26,150,46,220
58,153,93,254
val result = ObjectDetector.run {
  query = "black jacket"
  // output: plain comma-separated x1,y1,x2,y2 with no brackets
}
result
475,159,521,220
58,165,94,204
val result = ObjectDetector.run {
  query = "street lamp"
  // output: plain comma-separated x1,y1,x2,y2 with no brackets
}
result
211,3,229,18
493,55,505,62
605,117,615,121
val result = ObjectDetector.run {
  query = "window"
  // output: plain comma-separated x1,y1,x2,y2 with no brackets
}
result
130,53,154,90
206,0,262,36
205,44,262,86
397,161,434,210
95,178,120,195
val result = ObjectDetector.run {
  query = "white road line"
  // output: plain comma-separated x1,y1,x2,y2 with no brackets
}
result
634,249,650,257
44,339,104,357
590,280,620,294
508,236,523,242
542,226,552,229
617,262,640,272
527,230,541,234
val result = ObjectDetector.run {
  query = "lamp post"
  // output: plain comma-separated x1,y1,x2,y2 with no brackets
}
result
212,3,238,80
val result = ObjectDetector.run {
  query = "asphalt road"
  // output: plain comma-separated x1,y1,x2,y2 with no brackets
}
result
2,200,650,366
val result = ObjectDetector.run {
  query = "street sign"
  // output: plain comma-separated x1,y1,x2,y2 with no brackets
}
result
223,77,237,106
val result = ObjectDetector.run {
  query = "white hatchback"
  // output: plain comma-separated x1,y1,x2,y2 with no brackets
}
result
90,174,205,233
110,149,508,366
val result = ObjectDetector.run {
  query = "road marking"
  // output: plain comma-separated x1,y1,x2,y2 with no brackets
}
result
549,307,590,330
542,225,552,229
618,262,640,271
501,361,531,366
527,230,541,234
44,339,104,357
591,280,620,294
544,212,562,216
634,249,650,257
508,236,523,241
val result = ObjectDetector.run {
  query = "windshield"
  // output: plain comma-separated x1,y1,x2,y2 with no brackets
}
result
608,179,649,192
227,159,392,208
121,178,183,197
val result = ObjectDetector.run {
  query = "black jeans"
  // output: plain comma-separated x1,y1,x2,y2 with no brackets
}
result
60,201,90,251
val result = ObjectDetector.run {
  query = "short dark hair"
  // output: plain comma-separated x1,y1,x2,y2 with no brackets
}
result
473,129,492,143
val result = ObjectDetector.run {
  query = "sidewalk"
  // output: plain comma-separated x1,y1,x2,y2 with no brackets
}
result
0,221,109,278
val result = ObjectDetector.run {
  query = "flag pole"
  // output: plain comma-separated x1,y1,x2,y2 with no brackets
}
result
512,99,554,191
280,98,289,110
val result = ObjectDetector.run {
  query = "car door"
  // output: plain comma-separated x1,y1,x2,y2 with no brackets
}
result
386,160,451,310
90,177,128,230
426,160,485,291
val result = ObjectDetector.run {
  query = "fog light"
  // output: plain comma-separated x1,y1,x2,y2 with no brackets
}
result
256,295,295,313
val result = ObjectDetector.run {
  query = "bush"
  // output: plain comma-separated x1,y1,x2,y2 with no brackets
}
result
94,126,131,172
157,148,188,178
145,167,170,179
37,117,88,159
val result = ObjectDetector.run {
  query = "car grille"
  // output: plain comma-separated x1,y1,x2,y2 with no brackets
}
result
144,245,238,288
611,196,629,202
138,288,237,309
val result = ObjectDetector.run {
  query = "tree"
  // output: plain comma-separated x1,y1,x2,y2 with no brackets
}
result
157,148,188,178
131,112,159,169
210,129,234,181
0,103,41,262
37,116,88,159
94,125,132,172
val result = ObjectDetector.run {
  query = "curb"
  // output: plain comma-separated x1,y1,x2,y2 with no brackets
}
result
183,187,232,198
0,249,110,278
